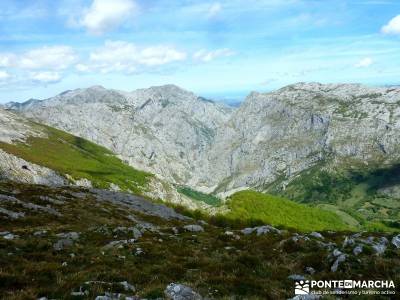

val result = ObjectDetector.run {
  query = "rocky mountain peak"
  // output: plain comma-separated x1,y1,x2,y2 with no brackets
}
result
6,82,400,195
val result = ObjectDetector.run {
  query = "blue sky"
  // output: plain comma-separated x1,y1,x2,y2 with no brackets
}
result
1,0,400,103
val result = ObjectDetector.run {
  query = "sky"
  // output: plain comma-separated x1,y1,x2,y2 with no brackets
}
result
1,0,400,103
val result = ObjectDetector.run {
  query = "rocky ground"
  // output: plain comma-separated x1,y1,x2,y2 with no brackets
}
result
1,180,399,299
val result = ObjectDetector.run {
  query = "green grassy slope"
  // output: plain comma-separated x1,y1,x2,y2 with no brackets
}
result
177,187,221,206
0,124,151,194
225,190,350,232
264,161,400,231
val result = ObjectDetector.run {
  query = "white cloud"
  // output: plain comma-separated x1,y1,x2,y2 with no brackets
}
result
355,57,373,68
193,48,235,62
0,46,76,86
0,54,15,68
86,40,187,73
0,71,11,81
381,15,400,35
207,2,222,18
80,0,138,35
30,71,62,83
18,46,77,70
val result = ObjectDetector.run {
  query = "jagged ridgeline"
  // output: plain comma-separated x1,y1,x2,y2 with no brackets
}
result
4,82,400,231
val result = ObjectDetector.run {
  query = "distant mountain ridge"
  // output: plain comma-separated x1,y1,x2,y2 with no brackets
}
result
5,82,400,226
6,82,400,192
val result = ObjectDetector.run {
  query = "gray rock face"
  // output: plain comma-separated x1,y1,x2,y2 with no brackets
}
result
164,283,202,300
0,108,69,186
8,83,400,197
8,85,232,190
92,189,190,221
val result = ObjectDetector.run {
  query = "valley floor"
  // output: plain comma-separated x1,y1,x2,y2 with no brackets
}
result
0,181,399,300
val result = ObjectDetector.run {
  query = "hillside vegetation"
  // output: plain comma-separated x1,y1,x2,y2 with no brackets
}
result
177,187,221,206
1,181,399,299
265,161,400,231
0,124,151,194
225,190,350,232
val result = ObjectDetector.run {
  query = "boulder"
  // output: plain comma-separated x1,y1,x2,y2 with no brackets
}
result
342,236,355,248
183,225,204,233
53,239,74,251
353,245,363,256
165,283,202,300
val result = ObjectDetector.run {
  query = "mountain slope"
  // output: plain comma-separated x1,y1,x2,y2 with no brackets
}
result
6,82,400,227
208,82,400,193
1,180,399,299
0,108,152,194
8,85,233,187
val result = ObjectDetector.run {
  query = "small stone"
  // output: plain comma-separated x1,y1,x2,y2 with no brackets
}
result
241,228,255,235
342,236,355,248
353,245,363,256
183,225,204,232
331,254,346,272
305,267,315,275
309,232,324,239
134,247,144,255
119,281,135,292
372,244,386,255
332,249,342,257
3,233,18,240
392,234,400,248
33,230,48,237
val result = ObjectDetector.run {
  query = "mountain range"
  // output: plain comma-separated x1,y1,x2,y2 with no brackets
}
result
3,82,400,229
